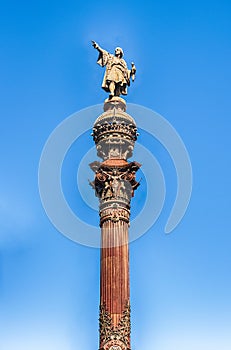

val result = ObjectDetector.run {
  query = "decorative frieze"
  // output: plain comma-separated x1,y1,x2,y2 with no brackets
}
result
91,97,138,161
99,207,130,226
99,302,131,350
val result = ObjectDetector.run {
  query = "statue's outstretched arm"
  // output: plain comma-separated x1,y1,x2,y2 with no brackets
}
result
91,40,104,53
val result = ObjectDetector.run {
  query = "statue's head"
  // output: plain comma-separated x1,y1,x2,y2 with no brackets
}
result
115,47,124,58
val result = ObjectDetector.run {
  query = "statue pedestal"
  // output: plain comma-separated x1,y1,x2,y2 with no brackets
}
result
104,96,126,112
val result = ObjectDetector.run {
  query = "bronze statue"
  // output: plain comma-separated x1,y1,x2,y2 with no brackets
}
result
92,40,136,98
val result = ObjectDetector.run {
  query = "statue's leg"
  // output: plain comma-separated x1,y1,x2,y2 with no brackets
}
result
109,81,115,96
114,84,121,97
120,83,127,95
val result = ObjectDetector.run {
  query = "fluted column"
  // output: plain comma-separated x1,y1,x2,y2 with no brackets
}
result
101,220,130,326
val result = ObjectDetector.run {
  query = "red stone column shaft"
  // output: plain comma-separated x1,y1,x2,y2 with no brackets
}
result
100,220,130,327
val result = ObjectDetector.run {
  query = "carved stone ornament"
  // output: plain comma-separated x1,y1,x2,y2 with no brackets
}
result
109,346,122,350
99,302,131,350
90,159,140,225
90,161,140,202
91,97,138,162
100,207,130,226
90,160,140,225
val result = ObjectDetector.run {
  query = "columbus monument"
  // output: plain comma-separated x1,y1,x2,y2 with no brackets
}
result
90,41,140,350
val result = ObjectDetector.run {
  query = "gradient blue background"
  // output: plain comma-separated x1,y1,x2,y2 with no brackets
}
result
1,0,231,349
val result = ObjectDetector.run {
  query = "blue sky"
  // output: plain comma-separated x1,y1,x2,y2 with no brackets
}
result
1,0,231,349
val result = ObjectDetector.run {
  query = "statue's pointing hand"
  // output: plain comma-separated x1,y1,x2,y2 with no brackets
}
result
92,40,99,49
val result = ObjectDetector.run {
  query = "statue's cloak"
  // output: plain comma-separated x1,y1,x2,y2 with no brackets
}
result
97,50,130,95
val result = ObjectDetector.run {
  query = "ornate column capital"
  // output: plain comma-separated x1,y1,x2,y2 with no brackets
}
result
89,160,140,226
